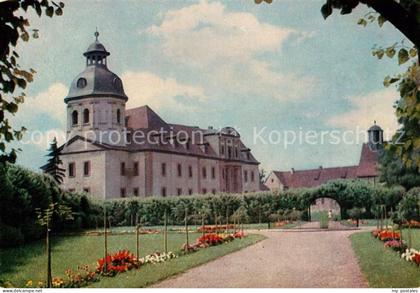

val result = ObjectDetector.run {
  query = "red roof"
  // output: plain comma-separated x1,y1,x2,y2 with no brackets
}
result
271,143,379,189
356,143,379,177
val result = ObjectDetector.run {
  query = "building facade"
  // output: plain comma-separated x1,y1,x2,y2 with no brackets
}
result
264,123,383,191
59,34,260,199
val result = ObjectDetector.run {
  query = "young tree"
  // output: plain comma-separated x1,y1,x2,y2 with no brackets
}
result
0,1,65,164
40,137,65,184
396,189,420,249
347,207,366,227
36,202,73,288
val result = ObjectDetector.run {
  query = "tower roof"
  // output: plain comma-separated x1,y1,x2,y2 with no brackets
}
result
368,121,383,132
65,31,127,103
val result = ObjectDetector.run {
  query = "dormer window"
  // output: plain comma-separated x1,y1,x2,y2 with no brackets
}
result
83,108,90,124
77,78,87,88
72,110,78,126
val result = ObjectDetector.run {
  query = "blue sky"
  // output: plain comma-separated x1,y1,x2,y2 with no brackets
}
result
12,0,408,172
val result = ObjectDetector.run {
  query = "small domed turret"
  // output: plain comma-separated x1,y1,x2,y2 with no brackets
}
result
64,31,127,103
367,121,383,149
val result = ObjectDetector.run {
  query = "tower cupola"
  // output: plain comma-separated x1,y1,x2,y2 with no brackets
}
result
367,121,383,150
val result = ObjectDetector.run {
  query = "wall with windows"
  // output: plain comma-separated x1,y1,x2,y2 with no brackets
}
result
151,152,199,197
66,97,126,146
61,150,106,197
242,164,260,193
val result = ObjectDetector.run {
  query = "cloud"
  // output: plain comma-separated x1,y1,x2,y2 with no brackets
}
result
144,0,315,102
327,88,400,136
122,71,207,111
147,0,295,66
15,83,68,128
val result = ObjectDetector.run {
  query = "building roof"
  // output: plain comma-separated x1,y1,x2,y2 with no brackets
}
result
356,143,379,177
270,142,379,189
65,36,127,103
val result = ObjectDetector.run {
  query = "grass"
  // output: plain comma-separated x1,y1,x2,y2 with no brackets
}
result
0,231,264,288
350,231,420,288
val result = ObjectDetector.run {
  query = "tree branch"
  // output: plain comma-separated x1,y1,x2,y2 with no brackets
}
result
366,0,420,48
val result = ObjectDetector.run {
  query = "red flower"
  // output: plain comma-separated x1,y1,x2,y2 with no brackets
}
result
412,253,420,266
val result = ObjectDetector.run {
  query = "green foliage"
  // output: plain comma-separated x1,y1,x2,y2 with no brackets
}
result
40,137,65,184
0,1,65,164
396,188,420,222
0,164,82,247
379,147,420,189
319,211,329,229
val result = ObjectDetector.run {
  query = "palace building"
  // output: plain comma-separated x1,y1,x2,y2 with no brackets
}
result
58,33,260,198
264,123,384,191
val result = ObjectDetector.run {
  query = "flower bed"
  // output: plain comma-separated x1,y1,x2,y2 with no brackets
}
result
25,249,177,288
372,229,419,267
181,232,247,254
401,248,420,266
96,250,139,276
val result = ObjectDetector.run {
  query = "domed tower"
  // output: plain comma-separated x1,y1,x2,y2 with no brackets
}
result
367,121,383,150
64,31,128,146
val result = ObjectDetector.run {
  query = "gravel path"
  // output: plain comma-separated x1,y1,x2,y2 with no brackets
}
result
153,223,368,288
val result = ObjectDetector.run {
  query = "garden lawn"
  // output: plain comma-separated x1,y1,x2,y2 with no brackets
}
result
0,231,264,288
350,231,420,288
90,234,264,287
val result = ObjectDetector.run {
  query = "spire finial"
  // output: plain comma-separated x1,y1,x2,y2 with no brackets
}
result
94,28,99,41
374,120,376,125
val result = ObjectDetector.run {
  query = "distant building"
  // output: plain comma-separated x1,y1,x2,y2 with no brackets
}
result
264,123,383,191
59,33,260,198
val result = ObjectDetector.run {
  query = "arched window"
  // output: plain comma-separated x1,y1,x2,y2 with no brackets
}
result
116,109,121,124
72,110,78,126
83,108,89,124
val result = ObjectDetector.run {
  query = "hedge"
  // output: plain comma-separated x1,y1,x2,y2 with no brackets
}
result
0,164,413,247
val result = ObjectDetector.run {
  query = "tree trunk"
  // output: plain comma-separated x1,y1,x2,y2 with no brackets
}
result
164,210,168,254
185,208,189,249
46,222,52,288
103,206,108,273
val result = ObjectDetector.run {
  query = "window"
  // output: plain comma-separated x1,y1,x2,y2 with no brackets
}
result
116,109,121,124
221,145,225,155
83,161,90,177
271,178,274,183
133,162,139,176
247,152,251,160
202,188,207,194
188,188,193,195
211,167,216,179
120,162,126,176
161,163,166,176
133,188,139,197
202,166,207,178
83,108,89,124
227,146,232,158
244,170,248,182
68,162,75,177
120,188,126,198
234,147,238,158
212,189,216,194
177,188,182,196
188,165,193,178
161,187,167,197
72,110,78,126
177,163,182,177
69,188,75,192
251,171,255,182
83,187,90,193
77,78,87,88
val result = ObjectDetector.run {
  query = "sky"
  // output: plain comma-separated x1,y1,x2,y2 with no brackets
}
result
10,0,409,172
